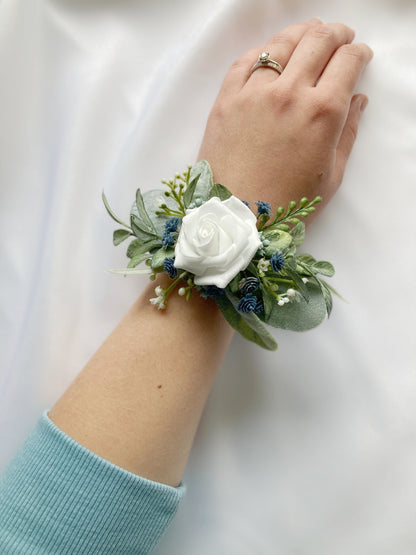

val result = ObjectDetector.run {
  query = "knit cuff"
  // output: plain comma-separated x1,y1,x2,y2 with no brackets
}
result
0,410,185,554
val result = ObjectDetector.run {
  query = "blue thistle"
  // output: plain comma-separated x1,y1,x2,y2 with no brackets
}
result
240,277,259,295
271,251,285,273
163,257,178,278
204,285,224,299
237,294,257,313
254,300,264,315
255,200,272,215
164,218,179,233
162,232,175,248
241,200,250,208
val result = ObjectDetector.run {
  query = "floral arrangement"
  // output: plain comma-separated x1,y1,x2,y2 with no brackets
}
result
103,161,339,350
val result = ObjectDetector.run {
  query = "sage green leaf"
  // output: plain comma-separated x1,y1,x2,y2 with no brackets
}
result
263,229,293,256
127,238,161,259
127,253,152,269
260,284,275,320
260,281,327,331
107,267,152,275
135,188,157,235
151,247,175,269
289,221,305,247
113,229,132,246
183,175,199,208
275,223,291,232
297,253,316,266
229,274,241,294
216,292,278,351
283,267,310,301
189,160,213,206
312,260,335,277
142,189,179,235
130,214,157,240
209,183,233,201
102,191,131,229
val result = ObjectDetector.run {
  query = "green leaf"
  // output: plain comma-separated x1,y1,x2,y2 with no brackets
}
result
209,183,233,201
228,274,241,294
312,260,335,277
127,253,152,269
260,284,275,320
283,267,310,301
151,247,175,269
189,160,213,206
142,189,179,235
297,253,317,266
113,229,132,246
133,189,158,235
127,238,161,259
289,221,305,247
263,229,293,256
216,292,278,351
130,214,158,240
183,175,200,208
259,281,327,331
102,191,131,229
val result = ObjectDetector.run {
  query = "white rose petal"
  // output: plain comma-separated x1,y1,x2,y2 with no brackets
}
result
174,196,262,289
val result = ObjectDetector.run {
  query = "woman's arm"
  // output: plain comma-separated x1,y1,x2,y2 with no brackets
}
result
48,19,372,488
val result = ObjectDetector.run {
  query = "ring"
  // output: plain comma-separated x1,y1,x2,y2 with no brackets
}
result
250,51,283,75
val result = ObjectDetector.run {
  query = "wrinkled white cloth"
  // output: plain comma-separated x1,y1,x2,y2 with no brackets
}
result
1,0,416,553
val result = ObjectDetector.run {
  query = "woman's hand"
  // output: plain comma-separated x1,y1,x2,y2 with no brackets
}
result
198,19,373,217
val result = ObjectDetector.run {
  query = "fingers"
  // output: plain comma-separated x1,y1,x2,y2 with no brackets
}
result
333,94,368,186
282,23,355,86
317,42,374,99
219,18,322,96
246,18,322,86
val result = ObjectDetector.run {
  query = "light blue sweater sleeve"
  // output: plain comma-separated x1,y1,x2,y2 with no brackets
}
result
0,410,185,554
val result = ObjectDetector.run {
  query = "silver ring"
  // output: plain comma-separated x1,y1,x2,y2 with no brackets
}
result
250,51,283,75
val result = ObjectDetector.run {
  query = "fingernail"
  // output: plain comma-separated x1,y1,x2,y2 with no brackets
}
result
309,17,323,24
360,97,369,112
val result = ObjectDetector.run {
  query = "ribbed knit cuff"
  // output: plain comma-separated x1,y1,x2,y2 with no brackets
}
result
0,410,185,554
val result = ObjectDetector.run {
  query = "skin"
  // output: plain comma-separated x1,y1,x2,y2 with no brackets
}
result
48,19,373,488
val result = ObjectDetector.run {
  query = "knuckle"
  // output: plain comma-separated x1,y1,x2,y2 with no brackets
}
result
267,31,296,51
269,83,297,110
337,43,367,63
308,24,337,42
310,91,345,120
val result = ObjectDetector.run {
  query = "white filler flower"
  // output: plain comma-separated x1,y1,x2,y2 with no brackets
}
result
174,196,261,289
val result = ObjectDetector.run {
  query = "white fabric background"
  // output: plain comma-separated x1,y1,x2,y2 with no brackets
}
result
1,0,415,553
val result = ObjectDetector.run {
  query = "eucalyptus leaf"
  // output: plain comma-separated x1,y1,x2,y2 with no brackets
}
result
142,189,179,235
127,238,161,259
189,160,213,206
183,175,199,208
229,274,241,294
260,281,327,331
263,229,293,256
260,284,275,320
216,292,278,351
151,247,175,269
297,253,316,266
127,253,152,269
289,221,305,247
131,214,158,241
113,229,132,246
209,183,233,201
312,260,335,277
102,191,131,229
135,188,157,235
283,267,310,301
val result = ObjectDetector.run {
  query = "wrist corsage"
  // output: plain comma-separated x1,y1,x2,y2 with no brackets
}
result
103,161,339,350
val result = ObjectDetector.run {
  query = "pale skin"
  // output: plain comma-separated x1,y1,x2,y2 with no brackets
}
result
48,19,373,488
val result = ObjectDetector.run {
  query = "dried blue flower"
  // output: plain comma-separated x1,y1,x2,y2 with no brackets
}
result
241,200,250,208
255,200,272,215
164,218,179,233
204,285,225,299
254,300,264,314
237,294,257,313
271,251,285,273
239,277,259,295
163,257,178,278
162,232,175,248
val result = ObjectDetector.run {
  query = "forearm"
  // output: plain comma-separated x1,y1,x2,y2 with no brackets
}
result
48,274,233,487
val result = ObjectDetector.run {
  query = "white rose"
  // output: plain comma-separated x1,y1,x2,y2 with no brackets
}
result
174,196,262,289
